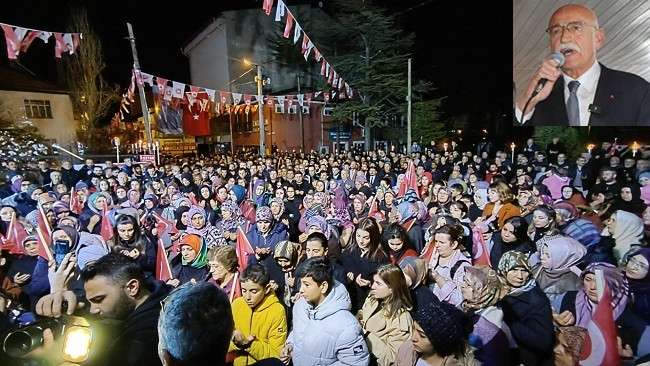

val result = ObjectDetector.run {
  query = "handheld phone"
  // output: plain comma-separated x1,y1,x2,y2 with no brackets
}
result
54,239,71,267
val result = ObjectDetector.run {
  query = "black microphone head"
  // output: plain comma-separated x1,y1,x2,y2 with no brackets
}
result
549,52,565,67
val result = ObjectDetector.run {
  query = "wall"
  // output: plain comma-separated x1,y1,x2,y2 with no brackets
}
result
0,90,77,149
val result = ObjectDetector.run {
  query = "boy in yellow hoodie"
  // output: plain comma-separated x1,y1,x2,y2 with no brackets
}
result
229,264,288,365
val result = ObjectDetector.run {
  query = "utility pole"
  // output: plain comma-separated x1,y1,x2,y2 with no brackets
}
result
407,58,412,154
297,75,304,152
126,23,152,146
256,64,265,157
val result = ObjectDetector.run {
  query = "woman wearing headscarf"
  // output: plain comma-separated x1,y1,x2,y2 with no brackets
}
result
121,188,143,210
246,206,288,273
602,210,644,264
211,200,248,248
350,193,369,225
497,251,555,366
179,173,197,194
142,193,163,217
611,184,647,217
168,233,209,287
559,185,587,207
185,205,222,249
229,184,256,224
270,196,296,241
396,191,425,253
110,213,157,277
272,240,301,309
489,216,536,269
558,262,650,360
79,191,113,235
534,235,586,311
399,257,438,313
624,247,650,323
460,265,511,366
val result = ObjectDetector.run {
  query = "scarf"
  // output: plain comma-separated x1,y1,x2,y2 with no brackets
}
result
575,262,628,327
497,251,537,297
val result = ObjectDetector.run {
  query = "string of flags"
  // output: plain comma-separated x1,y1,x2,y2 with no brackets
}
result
116,68,340,136
262,0,354,99
0,22,81,60
118,68,341,119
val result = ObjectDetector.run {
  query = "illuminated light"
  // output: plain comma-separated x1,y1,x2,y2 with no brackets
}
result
62,326,92,363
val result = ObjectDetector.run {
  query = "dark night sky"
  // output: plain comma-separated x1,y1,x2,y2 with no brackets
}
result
1,0,512,121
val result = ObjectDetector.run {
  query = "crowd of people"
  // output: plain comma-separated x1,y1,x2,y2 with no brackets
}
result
0,135,649,366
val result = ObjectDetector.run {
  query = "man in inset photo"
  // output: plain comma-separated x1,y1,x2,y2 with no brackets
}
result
514,3,650,126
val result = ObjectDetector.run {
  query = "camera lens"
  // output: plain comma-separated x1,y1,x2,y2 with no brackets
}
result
3,328,43,358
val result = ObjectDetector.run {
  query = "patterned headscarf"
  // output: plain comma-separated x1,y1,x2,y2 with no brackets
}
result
88,192,113,214
575,262,628,327
302,193,314,210
397,200,418,224
306,215,330,239
255,206,273,223
314,192,330,207
498,251,536,296
462,266,508,310
399,257,428,289
186,205,209,237
269,197,285,218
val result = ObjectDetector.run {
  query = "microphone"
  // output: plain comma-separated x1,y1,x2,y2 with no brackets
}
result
532,52,565,97
519,52,565,125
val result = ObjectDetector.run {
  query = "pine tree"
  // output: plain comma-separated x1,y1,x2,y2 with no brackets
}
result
0,100,49,162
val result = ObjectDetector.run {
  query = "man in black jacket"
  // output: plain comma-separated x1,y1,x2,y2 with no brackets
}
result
34,253,169,366
515,4,650,126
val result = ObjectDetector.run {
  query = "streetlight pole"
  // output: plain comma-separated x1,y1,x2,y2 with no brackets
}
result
256,64,265,157
407,58,412,154
126,23,152,146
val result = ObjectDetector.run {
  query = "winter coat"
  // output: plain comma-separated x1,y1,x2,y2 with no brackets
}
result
359,297,413,366
169,254,210,285
340,247,390,313
396,340,478,366
228,293,288,366
500,286,555,366
246,223,289,271
482,202,521,229
287,281,370,366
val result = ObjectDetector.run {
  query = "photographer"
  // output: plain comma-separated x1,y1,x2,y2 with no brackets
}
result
32,253,169,366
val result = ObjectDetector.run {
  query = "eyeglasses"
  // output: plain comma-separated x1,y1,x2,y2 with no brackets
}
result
546,21,598,38
628,256,649,271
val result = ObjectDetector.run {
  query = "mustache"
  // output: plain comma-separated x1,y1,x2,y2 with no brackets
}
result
557,42,581,53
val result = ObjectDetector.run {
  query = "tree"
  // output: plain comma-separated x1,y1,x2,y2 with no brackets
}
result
315,0,432,150
411,99,448,145
0,100,49,162
269,0,434,151
533,127,589,159
63,7,119,151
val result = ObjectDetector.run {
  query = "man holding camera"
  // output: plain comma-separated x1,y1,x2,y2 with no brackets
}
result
32,253,169,366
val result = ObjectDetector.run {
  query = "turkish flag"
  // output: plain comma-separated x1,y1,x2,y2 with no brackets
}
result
579,281,621,366
70,187,83,215
368,196,385,222
182,93,211,136
100,206,113,242
471,226,491,267
152,212,179,236
235,226,254,272
397,161,419,198
37,204,53,246
35,227,53,262
155,238,173,282
0,212,26,255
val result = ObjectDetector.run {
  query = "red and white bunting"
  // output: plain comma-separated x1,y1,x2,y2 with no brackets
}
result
275,0,286,22
172,81,185,99
283,12,294,39
286,94,294,106
293,22,302,44
1,23,81,60
232,93,243,104
263,0,274,15
297,94,304,107
54,32,80,58
220,91,231,104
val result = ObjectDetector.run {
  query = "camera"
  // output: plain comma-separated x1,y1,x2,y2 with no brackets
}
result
3,315,92,363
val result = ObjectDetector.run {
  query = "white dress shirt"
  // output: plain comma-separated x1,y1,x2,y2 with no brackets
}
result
516,60,601,125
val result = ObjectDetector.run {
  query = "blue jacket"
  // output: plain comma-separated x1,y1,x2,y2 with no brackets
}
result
287,281,369,366
246,223,288,270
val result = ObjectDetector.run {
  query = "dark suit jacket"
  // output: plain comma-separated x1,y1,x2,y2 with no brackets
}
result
526,63,650,126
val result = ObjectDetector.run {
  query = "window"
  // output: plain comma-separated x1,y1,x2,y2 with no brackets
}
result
24,99,53,119
274,104,285,114
288,105,298,114
301,106,310,115
322,107,334,116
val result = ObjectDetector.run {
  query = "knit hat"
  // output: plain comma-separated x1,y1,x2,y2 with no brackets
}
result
256,206,273,223
421,171,433,183
412,300,471,357
75,182,88,191
638,171,650,182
